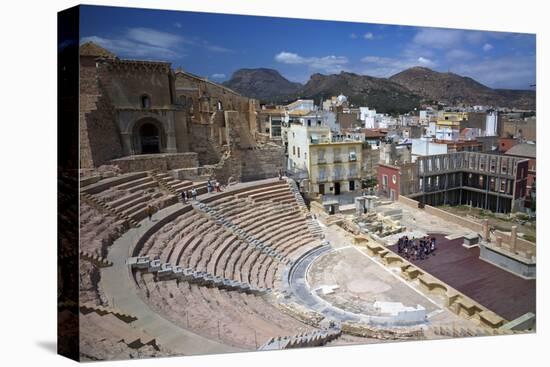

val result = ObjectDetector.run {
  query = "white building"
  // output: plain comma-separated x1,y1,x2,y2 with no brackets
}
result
484,111,498,136
411,138,448,161
286,99,316,112
298,111,338,132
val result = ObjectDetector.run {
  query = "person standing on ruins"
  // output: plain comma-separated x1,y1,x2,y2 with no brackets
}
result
215,181,221,192
207,178,213,193
147,205,153,221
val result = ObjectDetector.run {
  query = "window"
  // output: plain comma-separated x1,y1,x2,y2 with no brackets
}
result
490,159,496,173
349,164,358,177
292,146,295,156
500,180,506,193
392,175,397,184
141,95,151,109
349,149,357,162
334,166,343,180
271,119,282,137
318,149,326,164
319,167,326,181
501,160,508,174
297,147,301,158
382,174,388,188
334,148,341,162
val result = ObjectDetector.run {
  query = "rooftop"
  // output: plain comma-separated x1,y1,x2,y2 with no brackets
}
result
505,143,536,158
79,41,116,58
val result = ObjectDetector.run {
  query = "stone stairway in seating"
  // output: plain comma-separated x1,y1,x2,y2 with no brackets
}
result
81,192,138,228
80,172,179,225
80,311,158,350
286,178,308,212
306,214,324,239
80,250,113,268
287,178,324,239
80,302,137,323
259,328,342,350
128,256,269,295
431,325,519,338
193,201,291,265
151,170,208,196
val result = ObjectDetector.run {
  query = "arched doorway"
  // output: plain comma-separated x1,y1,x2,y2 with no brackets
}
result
139,123,160,154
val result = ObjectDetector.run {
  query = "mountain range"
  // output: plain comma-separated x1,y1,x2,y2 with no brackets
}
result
223,66,535,113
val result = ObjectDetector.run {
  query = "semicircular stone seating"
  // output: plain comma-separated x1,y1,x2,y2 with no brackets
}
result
134,179,324,349
77,171,211,355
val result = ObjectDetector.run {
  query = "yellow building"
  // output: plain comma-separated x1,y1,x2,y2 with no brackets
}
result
436,112,468,127
308,136,363,195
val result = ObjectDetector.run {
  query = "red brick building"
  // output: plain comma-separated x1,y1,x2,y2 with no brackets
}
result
377,163,401,200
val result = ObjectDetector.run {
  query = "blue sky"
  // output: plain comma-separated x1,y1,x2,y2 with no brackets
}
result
79,5,536,90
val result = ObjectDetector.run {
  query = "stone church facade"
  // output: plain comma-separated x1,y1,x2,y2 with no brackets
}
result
79,42,281,181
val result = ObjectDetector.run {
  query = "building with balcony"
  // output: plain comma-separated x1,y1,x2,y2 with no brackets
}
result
285,123,363,195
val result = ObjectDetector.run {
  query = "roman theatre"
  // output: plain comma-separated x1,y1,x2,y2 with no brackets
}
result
59,42,535,361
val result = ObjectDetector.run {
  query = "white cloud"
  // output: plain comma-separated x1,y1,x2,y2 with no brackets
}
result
275,51,349,73
360,55,437,77
80,35,179,59
203,43,233,53
80,27,233,60
483,43,494,52
451,55,535,89
413,28,464,49
412,28,489,50
417,57,436,66
363,32,374,40
126,27,185,49
211,73,226,79
446,49,476,60
349,33,358,39
173,22,182,29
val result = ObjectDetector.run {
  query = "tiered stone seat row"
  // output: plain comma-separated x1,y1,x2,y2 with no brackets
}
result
133,273,313,349
259,328,342,350
129,180,328,349
128,255,268,295
81,172,178,224
80,311,161,359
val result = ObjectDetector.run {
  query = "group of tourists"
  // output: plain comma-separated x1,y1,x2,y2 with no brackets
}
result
181,188,198,202
206,178,222,193
180,178,223,203
396,235,437,260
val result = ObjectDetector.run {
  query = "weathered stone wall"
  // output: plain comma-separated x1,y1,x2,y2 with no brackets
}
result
110,153,199,173
189,124,223,165
362,146,379,178
79,56,124,168
98,60,173,108
173,110,191,152
240,145,284,182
